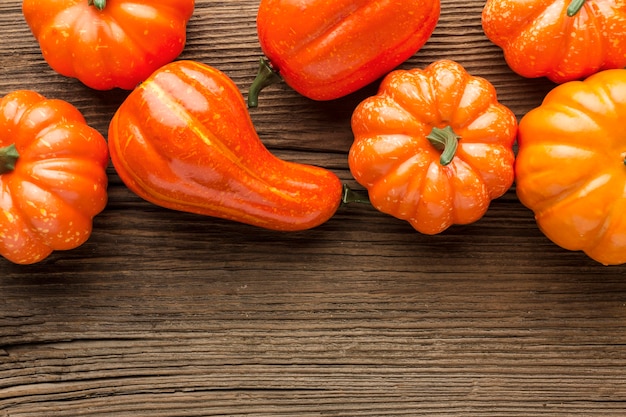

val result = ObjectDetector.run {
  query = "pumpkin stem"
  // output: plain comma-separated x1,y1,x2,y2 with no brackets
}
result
567,0,585,16
247,58,283,108
0,144,19,175
88,0,106,11
341,184,370,205
427,126,460,166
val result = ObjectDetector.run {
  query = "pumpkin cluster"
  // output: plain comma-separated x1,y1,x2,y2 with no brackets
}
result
1,0,625,265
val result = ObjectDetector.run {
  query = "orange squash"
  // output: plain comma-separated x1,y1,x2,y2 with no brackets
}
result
108,60,344,231
249,0,440,106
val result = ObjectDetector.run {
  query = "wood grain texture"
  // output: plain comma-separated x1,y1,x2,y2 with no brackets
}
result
1,0,626,416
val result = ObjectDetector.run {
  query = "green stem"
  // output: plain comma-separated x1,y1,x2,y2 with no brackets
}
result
567,0,585,16
426,126,460,166
341,184,370,206
247,58,283,108
88,0,106,11
0,144,19,175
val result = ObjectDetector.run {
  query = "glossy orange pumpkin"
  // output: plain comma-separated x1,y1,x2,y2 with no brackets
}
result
22,0,195,90
349,60,517,234
0,90,109,264
516,68,626,265
249,0,440,106
482,0,626,83
108,60,344,231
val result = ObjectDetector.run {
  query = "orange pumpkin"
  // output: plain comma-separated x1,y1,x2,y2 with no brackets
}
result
349,60,517,234
0,91,109,264
249,0,440,105
516,68,626,265
22,0,195,90
482,0,626,83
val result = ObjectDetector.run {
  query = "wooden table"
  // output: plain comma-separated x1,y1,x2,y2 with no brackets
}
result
2,1,626,415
